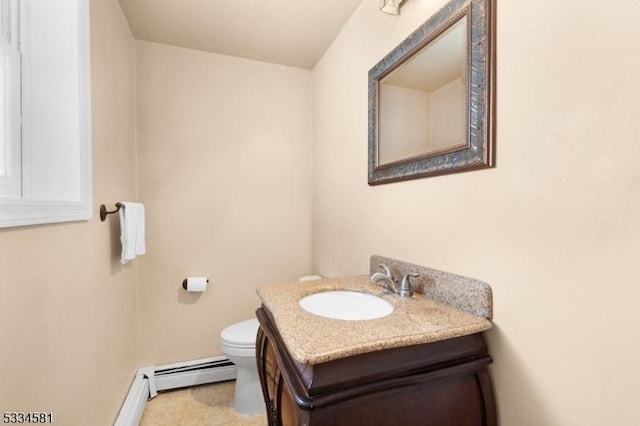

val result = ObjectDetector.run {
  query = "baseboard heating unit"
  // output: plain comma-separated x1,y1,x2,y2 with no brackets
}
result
114,356,237,426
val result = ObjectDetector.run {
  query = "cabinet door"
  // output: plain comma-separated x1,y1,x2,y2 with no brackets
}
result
257,327,279,425
322,374,490,426
257,326,309,426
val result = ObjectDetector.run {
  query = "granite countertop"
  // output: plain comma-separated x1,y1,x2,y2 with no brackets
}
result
256,275,492,365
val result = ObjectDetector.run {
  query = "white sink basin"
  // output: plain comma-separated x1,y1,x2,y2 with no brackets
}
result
299,290,393,320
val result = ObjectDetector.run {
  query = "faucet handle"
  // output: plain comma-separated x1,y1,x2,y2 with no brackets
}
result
377,263,393,279
399,273,420,295
400,272,420,283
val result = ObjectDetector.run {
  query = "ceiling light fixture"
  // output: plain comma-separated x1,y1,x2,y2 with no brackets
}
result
380,0,405,15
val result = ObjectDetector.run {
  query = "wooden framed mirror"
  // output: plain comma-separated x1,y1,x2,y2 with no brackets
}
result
368,0,495,185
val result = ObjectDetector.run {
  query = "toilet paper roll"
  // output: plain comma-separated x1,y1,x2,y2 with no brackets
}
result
299,275,323,282
182,277,208,292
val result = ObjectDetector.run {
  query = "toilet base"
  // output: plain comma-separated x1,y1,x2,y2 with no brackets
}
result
233,367,266,415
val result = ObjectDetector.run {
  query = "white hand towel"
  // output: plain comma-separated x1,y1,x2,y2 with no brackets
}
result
119,202,146,264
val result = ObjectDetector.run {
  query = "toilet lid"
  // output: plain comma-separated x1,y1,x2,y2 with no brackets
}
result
221,318,259,347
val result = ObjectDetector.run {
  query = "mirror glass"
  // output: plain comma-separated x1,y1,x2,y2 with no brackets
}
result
378,16,467,165
368,0,494,185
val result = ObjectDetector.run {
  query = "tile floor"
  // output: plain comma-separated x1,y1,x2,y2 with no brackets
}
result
139,380,268,426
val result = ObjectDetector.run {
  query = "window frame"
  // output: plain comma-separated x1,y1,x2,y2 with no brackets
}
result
0,0,21,198
0,0,92,228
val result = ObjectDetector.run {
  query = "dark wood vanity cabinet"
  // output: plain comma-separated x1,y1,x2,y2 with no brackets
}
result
255,306,496,426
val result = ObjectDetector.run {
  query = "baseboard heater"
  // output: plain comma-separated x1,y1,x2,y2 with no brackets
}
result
114,356,237,426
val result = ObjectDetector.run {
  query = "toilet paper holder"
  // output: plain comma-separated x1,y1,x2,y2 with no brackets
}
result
182,277,209,291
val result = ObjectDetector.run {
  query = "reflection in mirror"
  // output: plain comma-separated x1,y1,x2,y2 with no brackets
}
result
368,0,494,185
379,16,467,165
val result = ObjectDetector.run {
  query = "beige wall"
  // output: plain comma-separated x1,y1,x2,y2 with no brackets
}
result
3,0,639,423
312,0,640,425
0,0,138,424
134,41,313,365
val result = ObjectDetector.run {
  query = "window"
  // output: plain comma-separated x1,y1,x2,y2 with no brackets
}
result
0,0,20,197
0,0,92,228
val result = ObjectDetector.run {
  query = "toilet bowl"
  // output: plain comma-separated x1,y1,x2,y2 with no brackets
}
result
221,276,322,415
220,318,264,415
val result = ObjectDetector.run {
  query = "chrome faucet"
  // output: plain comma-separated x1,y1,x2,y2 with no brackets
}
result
370,264,395,291
370,263,419,298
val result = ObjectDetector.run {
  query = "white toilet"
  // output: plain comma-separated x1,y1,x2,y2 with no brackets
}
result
220,318,264,415
220,275,322,415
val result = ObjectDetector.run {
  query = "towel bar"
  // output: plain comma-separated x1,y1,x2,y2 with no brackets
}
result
100,203,123,221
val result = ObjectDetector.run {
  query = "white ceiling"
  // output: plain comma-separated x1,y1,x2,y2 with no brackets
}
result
118,0,364,69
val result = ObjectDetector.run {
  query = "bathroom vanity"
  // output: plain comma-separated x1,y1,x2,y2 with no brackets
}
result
255,262,496,426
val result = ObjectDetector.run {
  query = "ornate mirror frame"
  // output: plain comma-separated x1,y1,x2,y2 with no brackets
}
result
368,0,495,185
